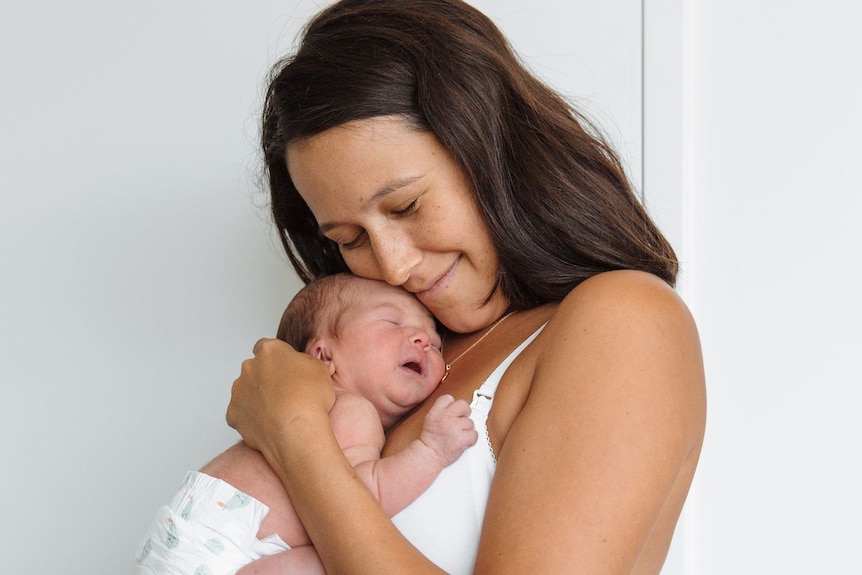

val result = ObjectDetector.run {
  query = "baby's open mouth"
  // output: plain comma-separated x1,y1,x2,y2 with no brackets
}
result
402,361,422,375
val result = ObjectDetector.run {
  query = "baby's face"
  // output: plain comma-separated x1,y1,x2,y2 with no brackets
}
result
327,280,445,427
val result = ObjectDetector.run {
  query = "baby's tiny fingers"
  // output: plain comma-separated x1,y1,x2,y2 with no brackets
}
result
432,394,455,408
444,398,472,417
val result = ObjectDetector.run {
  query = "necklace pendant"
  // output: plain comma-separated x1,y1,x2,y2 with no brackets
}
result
437,311,514,385
441,365,452,382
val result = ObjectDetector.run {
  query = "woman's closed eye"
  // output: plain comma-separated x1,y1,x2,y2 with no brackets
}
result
338,230,366,250
392,199,418,217
331,198,418,249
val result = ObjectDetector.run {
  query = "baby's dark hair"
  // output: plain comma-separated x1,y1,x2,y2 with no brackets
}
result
276,273,359,351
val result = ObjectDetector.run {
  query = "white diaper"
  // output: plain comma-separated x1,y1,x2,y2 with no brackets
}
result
136,471,290,575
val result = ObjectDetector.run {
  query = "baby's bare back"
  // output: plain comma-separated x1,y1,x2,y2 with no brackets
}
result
199,391,391,547
200,440,309,546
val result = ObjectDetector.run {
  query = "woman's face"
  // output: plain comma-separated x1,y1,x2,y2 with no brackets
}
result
286,115,509,332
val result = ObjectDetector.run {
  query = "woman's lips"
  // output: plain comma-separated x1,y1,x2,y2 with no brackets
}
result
416,257,459,301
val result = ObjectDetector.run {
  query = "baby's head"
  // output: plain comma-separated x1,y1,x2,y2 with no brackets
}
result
278,274,445,427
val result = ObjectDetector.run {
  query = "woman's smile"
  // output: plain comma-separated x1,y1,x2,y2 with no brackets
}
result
414,255,459,304
285,115,509,333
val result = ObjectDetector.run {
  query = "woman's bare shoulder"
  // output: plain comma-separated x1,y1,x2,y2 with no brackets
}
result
477,270,705,572
535,270,697,360
536,269,704,409
555,269,691,324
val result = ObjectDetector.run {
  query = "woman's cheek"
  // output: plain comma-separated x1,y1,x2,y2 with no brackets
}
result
342,250,379,281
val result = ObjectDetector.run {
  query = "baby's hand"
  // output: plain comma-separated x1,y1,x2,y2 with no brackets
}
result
419,394,478,467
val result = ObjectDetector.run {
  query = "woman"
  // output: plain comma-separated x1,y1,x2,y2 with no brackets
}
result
227,0,706,573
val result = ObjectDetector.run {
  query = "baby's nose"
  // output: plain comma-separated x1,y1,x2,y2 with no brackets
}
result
409,328,431,347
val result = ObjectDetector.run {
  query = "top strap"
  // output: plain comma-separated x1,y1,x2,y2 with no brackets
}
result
471,324,546,414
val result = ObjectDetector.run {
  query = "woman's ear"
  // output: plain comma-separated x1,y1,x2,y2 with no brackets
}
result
308,338,337,376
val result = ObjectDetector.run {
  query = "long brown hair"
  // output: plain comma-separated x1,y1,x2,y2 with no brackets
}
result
262,0,678,309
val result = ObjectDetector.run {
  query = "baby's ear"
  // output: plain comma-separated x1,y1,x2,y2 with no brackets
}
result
307,338,337,376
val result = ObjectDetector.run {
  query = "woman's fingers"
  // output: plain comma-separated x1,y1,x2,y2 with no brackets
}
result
252,337,270,355
227,338,336,450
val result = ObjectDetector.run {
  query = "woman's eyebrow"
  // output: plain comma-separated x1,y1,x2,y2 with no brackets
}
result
317,175,423,234
368,175,423,203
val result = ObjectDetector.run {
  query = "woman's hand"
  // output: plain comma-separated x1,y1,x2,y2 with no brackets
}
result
228,338,440,574
226,338,336,454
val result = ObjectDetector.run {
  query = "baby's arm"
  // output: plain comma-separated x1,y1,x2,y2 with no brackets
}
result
331,393,478,516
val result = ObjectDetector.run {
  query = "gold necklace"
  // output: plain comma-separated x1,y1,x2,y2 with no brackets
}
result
440,311,515,382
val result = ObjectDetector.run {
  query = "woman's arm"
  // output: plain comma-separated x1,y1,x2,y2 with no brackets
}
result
227,270,705,574
474,270,706,573
227,340,445,574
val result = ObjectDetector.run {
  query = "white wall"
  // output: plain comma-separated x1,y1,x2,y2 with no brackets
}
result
646,1,862,573
0,2,642,573
0,3,310,573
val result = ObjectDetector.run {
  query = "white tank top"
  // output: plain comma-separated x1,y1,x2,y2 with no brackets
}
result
391,326,545,574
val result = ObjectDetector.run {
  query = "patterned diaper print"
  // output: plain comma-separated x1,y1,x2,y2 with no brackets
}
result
135,471,290,575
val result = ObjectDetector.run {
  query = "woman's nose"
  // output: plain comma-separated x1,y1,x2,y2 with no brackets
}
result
372,233,421,286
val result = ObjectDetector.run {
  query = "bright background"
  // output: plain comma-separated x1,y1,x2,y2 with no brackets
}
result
0,1,642,573
2,1,859,574
645,1,862,573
